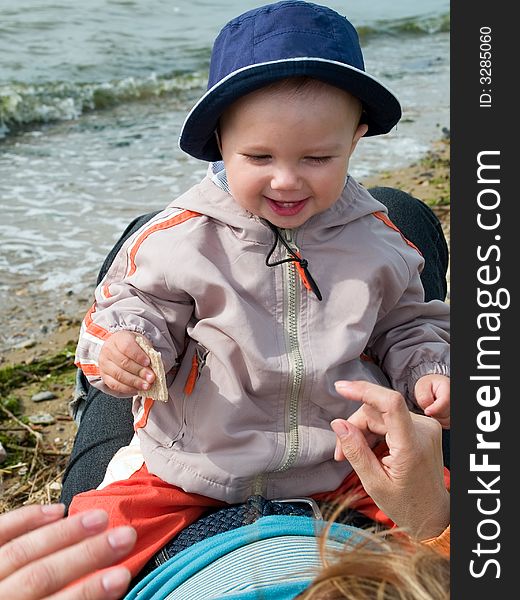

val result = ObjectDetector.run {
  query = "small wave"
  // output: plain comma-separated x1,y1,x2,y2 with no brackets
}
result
357,12,450,40
0,71,206,138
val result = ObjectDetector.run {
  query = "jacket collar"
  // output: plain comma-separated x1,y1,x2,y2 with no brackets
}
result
169,165,387,246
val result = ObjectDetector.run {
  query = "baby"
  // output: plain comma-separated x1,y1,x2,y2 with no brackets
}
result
71,1,450,577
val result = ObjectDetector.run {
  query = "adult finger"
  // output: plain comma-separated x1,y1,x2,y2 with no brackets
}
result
335,380,415,443
0,526,136,600
0,510,108,580
46,567,131,600
330,419,384,494
345,402,387,439
0,505,65,547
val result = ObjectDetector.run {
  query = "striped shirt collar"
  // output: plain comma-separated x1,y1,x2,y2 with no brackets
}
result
210,161,230,194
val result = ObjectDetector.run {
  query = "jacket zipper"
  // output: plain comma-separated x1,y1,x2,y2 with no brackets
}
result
276,231,307,476
252,229,305,494
169,345,208,447
275,245,304,472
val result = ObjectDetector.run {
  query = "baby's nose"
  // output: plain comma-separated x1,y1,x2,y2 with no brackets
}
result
270,166,302,190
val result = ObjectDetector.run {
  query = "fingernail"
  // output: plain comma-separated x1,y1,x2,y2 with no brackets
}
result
330,419,350,438
107,526,137,550
41,503,65,517
142,382,149,390
102,568,131,594
334,380,352,390
145,372,155,383
81,509,108,531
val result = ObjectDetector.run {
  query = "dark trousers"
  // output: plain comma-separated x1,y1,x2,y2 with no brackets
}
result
60,187,450,509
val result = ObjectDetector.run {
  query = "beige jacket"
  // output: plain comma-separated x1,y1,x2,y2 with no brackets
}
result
76,175,450,502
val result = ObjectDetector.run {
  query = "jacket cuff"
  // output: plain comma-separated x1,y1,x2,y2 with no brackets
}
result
409,362,450,401
422,525,450,557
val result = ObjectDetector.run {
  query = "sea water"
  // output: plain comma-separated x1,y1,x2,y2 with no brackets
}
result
0,0,449,352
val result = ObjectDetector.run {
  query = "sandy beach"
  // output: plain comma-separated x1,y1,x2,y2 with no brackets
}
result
0,137,450,511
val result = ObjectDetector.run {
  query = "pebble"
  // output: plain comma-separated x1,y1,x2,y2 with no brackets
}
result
31,391,58,402
28,413,56,425
16,339,36,349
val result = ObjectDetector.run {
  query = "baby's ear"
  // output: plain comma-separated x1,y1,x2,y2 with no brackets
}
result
355,122,369,140
349,123,369,155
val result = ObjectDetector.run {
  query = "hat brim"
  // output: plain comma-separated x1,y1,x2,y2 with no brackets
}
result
179,58,402,162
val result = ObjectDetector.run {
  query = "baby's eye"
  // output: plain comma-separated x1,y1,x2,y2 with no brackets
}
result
305,156,333,164
243,154,271,163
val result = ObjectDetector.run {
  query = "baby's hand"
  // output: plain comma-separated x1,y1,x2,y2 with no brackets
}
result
98,330,156,396
414,374,450,429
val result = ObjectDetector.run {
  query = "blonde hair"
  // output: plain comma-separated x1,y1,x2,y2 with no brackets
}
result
299,498,450,600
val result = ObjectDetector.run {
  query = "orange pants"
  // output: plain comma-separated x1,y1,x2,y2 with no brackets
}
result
69,448,450,577
69,464,224,576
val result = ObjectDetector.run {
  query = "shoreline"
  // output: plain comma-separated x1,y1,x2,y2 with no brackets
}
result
0,136,450,369
0,138,450,511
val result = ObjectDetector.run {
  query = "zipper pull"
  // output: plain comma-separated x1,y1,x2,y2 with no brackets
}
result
295,258,323,301
264,221,323,300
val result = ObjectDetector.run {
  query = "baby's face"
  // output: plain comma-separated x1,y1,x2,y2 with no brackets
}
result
219,81,368,229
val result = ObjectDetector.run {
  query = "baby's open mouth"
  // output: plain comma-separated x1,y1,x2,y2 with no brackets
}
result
266,197,309,216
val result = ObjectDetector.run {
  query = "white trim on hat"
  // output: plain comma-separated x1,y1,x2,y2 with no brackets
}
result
178,56,401,153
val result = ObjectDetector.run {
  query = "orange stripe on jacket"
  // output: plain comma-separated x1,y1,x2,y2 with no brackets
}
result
75,362,100,377
372,211,422,256
134,397,154,430
127,210,201,277
184,353,199,395
84,304,111,340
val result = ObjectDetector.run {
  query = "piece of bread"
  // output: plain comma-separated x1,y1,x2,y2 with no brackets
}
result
135,336,168,402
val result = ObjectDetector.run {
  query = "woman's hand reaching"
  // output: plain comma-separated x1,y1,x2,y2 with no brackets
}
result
331,380,449,540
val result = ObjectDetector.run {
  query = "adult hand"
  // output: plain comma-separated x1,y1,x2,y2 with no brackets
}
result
98,330,155,396
0,504,137,600
331,380,449,540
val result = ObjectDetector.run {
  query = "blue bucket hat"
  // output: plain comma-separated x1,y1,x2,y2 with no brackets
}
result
179,0,402,162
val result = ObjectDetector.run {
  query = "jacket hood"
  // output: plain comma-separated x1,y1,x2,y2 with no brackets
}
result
168,167,388,245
